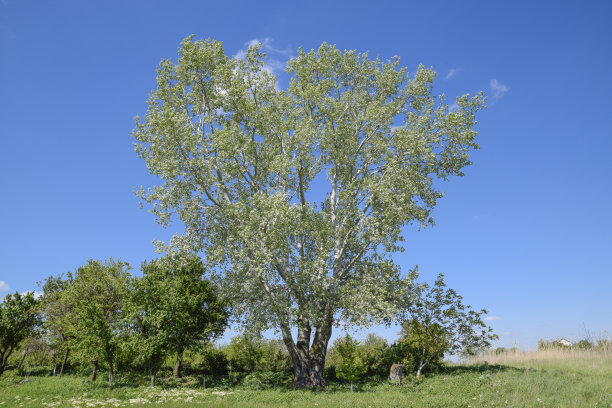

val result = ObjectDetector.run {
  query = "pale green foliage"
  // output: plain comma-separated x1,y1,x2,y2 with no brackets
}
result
133,37,485,343
0,292,40,374
63,259,131,373
402,273,498,376
335,334,367,389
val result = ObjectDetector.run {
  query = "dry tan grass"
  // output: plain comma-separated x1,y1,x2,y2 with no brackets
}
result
473,347,610,364
470,331,612,373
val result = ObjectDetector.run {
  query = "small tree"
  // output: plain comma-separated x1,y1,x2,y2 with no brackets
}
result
39,274,73,375
403,273,497,377
335,334,367,392
360,333,390,379
64,258,131,385
0,292,40,375
224,334,265,373
124,256,228,385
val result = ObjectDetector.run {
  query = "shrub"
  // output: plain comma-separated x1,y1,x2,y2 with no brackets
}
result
198,346,229,376
242,371,291,389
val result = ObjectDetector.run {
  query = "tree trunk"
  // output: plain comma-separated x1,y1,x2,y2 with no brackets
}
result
416,363,424,378
60,348,69,376
350,381,354,392
17,350,27,370
281,315,333,389
150,368,157,387
173,348,184,378
0,346,15,375
91,359,98,381
108,360,114,386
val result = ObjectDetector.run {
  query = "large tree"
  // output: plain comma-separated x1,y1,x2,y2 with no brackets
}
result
133,37,485,388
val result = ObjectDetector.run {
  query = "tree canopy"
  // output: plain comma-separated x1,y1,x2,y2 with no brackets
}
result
63,258,131,385
124,256,228,385
0,292,40,375
133,37,485,387
401,273,498,377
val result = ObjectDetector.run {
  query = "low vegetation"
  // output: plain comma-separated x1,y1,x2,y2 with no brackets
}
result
5,256,609,406
0,332,610,407
1,346,610,407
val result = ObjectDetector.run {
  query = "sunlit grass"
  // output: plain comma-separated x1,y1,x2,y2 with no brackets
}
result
1,348,611,407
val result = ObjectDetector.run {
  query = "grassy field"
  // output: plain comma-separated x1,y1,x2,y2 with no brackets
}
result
1,350,610,407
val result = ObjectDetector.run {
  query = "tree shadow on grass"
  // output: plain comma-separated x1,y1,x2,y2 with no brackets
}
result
439,363,523,376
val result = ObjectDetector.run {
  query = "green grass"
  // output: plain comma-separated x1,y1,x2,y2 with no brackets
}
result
1,356,610,407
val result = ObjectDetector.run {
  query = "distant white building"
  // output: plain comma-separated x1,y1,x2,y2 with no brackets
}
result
558,338,572,347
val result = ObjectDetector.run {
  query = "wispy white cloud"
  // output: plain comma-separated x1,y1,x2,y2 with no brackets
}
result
262,58,285,77
20,290,43,299
445,68,457,80
234,37,293,88
248,37,292,56
489,79,510,99
0,281,8,292
484,316,502,321
448,102,459,112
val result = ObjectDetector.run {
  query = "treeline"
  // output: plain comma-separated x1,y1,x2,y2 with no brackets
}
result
537,337,612,351
0,256,227,386
0,257,497,389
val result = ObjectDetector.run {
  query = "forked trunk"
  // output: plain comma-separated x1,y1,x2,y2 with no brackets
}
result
281,315,333,389
291,357,326,389
91,359,98,381
173,348,184,378
0,346,14,375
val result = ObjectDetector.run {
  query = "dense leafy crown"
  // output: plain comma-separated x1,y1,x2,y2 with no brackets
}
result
133,37,485,333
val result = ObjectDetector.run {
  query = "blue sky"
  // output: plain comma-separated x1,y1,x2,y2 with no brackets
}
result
1,1,610,350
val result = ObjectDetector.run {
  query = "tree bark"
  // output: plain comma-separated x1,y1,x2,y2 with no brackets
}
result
91,359,98,381
0,345,15,375
60,348,69,376
150,368,157,387
173,348,184,378
282,315,333,389
17,349,27,370
108,360,114,386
